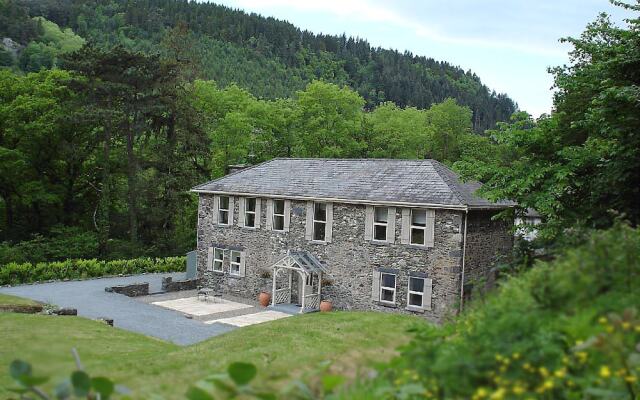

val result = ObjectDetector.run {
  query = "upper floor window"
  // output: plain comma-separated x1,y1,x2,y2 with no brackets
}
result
273,199,285,231
410,209,427,246
244,198,257,228
218,196,231,225
373,206,388,241
313,202,327,241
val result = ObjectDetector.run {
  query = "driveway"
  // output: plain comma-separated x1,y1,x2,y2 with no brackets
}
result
0,274,237,345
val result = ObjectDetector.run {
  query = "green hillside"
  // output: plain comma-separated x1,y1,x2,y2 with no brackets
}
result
9,0,516,132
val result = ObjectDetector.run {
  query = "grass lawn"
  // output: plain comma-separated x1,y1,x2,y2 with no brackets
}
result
0,293,40,306
0,305,423,398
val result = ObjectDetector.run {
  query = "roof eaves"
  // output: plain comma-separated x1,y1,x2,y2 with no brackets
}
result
190,158,277,192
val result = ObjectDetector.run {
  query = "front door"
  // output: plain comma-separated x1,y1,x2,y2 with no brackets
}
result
296,273,314,305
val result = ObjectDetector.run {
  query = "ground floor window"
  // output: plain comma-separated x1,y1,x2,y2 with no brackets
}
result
379,272,396,304
212,247,224,272
229,250,242,276
408,276,425,308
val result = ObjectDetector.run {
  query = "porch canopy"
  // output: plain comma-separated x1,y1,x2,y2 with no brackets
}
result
270,250,327,313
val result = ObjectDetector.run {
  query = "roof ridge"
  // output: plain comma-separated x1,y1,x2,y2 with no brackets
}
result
428,160,467,205
272,157,437,162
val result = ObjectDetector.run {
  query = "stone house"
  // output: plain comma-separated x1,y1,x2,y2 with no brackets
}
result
192,158,513,322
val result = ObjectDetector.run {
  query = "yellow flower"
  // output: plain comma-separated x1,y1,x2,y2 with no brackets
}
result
512,385,526,395
512,352,521,360
621,322,631,330
554,368,566,378
562,356,570,365
599,366,611,379
523,363,531,371
543,379,554,390
539,367,549,377
625,375,637,383
598,316,608,324
473,387,489,400
606,325,614,333
576,351,588,363
490,388,506,400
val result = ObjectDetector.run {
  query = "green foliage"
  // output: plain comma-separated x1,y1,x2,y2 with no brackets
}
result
0,256,185,285
350,224,640,399
16,0,515,132
16,17,84,72
455,4,640,240
0,47,14,67
295,81,366,157
9,354,123,400
0,226,98,265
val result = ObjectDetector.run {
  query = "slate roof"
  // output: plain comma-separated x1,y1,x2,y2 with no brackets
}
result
192,158,515,209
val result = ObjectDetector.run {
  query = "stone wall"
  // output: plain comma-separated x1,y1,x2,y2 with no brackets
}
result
197,194,465,322
463,210,514,289
105,282,149,297
161,277,198,292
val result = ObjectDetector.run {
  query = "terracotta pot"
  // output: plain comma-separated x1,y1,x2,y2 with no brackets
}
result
319,300,332,312
258,291,271,307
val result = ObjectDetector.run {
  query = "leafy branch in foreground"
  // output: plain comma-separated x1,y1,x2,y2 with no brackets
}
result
8,352,347,400
8,349,125,400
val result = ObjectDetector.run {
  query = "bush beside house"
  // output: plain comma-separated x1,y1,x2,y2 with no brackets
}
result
0,257,186,286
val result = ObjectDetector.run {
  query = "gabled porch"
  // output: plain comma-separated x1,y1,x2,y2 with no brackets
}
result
269,250,327,313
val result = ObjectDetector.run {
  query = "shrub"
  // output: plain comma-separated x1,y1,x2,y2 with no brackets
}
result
0,256,186,285
0,226,99,265
347,224,640,399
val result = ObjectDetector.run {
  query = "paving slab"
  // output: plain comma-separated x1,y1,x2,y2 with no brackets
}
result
206,310,292,327
152,297,253,316
0,274,236,345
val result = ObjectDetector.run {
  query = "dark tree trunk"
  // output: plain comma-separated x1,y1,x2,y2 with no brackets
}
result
98,125,111,256
126,120,138,243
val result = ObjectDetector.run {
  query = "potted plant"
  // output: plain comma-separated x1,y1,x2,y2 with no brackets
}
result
258,291,271,307
320,299,332,312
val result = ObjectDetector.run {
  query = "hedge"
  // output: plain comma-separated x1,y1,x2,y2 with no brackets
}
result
0,257,186,286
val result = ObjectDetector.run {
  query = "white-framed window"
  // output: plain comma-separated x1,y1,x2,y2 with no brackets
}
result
244,197,257,228
379,272,396,304
407,276,426,308
410,209,427,246
312,202,327,241
212,247,224,272
229,250,242,276
373,206,388,241
272,199,285,231
218,196,231,225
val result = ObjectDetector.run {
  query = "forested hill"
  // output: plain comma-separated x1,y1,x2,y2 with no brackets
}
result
11,0,516,132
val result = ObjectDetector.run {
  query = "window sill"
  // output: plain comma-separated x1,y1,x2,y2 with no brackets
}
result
370,240,391,246
216,223,232,228
405,305,425,313
229,274,243,279
407,243,433,250
241,226,258,230
310,240,328,245
207,270,224,275
375,301,397,309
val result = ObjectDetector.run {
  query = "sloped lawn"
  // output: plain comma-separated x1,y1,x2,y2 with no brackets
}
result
0,307,423,398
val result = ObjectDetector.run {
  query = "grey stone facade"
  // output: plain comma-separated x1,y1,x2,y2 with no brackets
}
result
196,194,512,323
464,210,514,288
